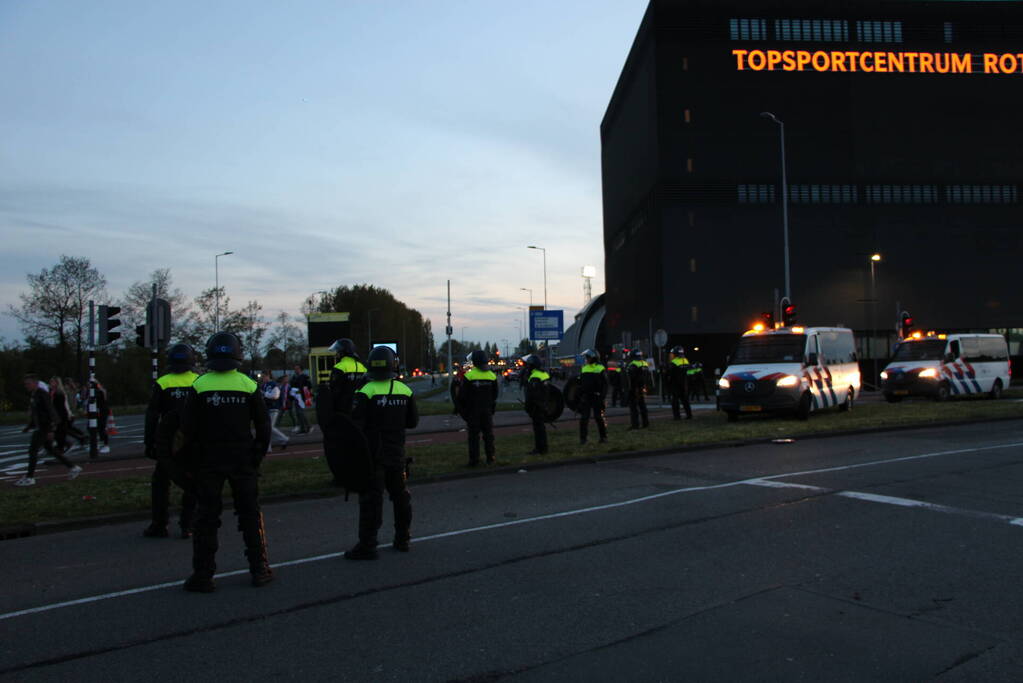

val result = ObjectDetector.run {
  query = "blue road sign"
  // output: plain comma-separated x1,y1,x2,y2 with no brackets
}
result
529,310,564,341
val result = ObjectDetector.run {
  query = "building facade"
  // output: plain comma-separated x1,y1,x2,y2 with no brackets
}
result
601,0,1023,370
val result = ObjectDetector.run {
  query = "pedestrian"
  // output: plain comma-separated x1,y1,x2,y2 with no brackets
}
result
260,371,289,452
318,338,367,486
180,332,273,592
344,345,419,560
607,361,624,407
578,349,608,445
15,375,82,486
521,354,550,455
626,348,651,430
689,362,710,401
94,379,111,454
457,349,498,466
49,376,86,453
289,364,312,434
667,346,693,420
142,343,200,539
281,374,309,434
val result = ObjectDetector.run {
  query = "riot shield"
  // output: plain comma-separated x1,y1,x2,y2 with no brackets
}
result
563,376,582,413
330,414,373,494
543,383,565,423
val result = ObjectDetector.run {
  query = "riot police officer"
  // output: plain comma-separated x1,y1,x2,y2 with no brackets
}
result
457,349,499,466
607,361,624,407
318,338,367,485
522,354,550,455
578,349,608,445
143,343,199,539
345,345,419,560
667,345,693,421
180,332,272,592
626,348,651,430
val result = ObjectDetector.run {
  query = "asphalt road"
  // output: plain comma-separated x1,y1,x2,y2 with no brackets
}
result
3,420,1023,680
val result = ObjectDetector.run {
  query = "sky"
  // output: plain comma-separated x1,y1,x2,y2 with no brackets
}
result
0,0,647,351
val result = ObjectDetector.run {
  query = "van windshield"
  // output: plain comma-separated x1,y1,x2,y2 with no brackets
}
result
731,335,806,364
891,340,946,362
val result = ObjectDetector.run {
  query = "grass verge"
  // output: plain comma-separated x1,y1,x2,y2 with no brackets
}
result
3,395,1022,529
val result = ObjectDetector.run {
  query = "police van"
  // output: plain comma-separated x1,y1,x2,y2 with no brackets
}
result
880,333,1010,402
717,326,860,421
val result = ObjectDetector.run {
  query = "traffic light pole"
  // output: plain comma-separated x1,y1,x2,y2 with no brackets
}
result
150,285,159,381
87,301,98,461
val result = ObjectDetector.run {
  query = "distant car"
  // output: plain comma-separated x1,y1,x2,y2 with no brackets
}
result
880,333,1010,402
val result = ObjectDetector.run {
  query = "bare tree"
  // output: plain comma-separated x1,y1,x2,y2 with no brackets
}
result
226,300,269,366
7,255,107,375
265,311,308,367
120,268,192,345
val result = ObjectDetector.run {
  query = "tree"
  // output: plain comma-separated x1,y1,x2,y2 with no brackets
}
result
119,268,192,345
7,255,107,376
265,311,308,368
225,300,268,367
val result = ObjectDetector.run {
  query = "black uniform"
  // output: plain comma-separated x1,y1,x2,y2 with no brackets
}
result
667,357,693,420
351,379,419,551
320,356,367,484
180,370,271,586
607,366,624,407
627,360,651,429
524,369,551,454
578,363,608,444
457,368,499,465
24,385,75,478
143,371,199,537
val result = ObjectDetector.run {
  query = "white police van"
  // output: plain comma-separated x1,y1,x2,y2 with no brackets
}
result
880,333,1010,402
717,326,860,421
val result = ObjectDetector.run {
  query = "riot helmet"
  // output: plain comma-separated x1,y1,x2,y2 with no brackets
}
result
581,348,600,364
328,338,358,358
470,349,489,369
166,343,196,373
522,354,543,370
366,345,397,381
669,345,686,357
629,348,645,360
205,332,243,371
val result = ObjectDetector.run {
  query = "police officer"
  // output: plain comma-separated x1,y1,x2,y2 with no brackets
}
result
689,362,710,401
667,345,693,421
607,360,624,407
521,354,550,455
318,338,367,485
578,349,608,445
345,346,419,560
143,343,199,539
180,332,272,592
458,349,499,466
626,348,650,430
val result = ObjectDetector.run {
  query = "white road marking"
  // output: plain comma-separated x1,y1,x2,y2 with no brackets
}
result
835,490,1023,525
2,439,1023,622
746,480,827,492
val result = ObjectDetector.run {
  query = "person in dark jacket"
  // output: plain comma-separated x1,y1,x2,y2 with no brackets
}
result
521,354,550,455
142,343,200,539
179,332,272,592
578,349,608,445
94,379,111,454
607,361,624,407
16,375,81,486
667,346,693,420
289,365,312,434
626,349,651,430
457,349,499,466
318,338,367,486
49,376,86,454
345,345,419,560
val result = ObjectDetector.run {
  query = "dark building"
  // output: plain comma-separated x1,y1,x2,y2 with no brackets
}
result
601,0,1023,373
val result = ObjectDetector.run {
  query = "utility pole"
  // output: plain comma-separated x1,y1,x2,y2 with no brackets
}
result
446,280,453,398
87,301,98,460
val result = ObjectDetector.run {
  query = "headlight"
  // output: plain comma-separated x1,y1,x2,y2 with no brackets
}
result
775,375,800,387
718,378,730,389
879,371,889,380
918,368,938,379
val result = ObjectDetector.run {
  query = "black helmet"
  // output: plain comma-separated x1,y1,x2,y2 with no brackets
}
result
470,349,489,369
205,332,243,371
166,343,195,372
366,345,397,381
328,338,358,358
669,345,685,357
581,348,600,363
629,348,644,360
522,354,543,370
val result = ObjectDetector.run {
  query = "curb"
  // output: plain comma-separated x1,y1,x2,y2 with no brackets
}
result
3,414,1022,541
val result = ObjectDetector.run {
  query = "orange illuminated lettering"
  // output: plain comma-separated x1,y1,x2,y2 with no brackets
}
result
951,53,971,73
846,51,860,72
983,53,998,73
831,52,847,71
905,52,918,72
860,52,874,72
888,52,904,72
748,50,766,70
796,51,811,70
919,53,935,73
873,52,887,72
782,50,797,71
767,50,782,70
934,53,950,73
999,53,1018,73
811,51,828,71
732,49,749,70
729,49,1010,76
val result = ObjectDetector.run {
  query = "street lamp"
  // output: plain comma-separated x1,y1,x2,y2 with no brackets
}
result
760,112,790,301
526,246,547,309
214,251,233,331
520,287,533,307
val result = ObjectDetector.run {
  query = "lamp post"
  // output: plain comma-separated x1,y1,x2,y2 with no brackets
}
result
526,246,547,309
214,251,233,331
760,112,790,301
870,253,882,388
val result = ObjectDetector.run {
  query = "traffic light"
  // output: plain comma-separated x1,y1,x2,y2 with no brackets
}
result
135,324,147,348
900,312,914,338
97,305,121,345
760,311,775,329
781,302,797,327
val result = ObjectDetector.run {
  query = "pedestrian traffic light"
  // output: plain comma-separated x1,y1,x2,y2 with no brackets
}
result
97,305,121,345
135,324,147,348
900,312,914,338
781,302,797,327
761,311,775,329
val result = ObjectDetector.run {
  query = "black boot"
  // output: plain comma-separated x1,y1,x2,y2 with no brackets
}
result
143,524,168,538
344,542,379,560
242,513,274,587
393,490,412,553
184,531,217,593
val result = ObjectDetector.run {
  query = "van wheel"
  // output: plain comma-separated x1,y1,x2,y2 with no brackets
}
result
884,393,902,403
726,411,738,422
935,382,951,402
990,380,1003,400
796,392,812,421
838,388,854,412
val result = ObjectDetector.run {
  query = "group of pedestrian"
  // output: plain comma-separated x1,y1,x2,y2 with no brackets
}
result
15,375,84,486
